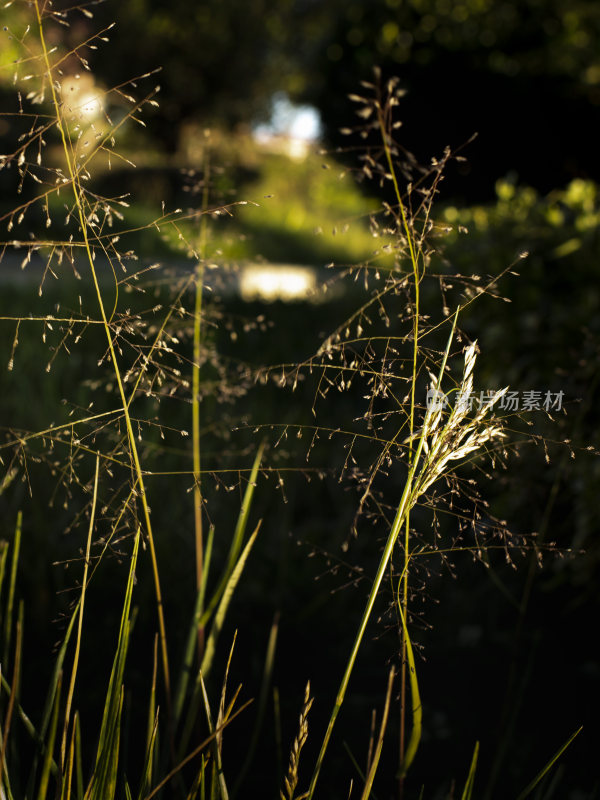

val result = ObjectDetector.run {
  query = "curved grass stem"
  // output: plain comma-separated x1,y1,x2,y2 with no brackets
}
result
377,102,422,791
306,428,428,799
34,0,172,723
192,132,211,659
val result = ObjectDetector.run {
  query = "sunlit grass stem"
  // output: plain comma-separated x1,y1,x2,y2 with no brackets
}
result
192,131,212,658
359,665,395,800
377,101,422,787
60,454,99,769
306,311,457,799
306,422,427,799
34,0,172,719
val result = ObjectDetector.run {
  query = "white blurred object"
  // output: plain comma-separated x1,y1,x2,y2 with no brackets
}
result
76,91,105,122
239,265,317,301
60,74,104,123
253,93,321,161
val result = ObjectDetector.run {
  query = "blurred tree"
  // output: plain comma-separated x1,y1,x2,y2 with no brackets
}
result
92,0,324,149
298,0,600,197
2,0,600,192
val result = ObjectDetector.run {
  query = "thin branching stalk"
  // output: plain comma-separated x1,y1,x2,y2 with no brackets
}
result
34,1,172,724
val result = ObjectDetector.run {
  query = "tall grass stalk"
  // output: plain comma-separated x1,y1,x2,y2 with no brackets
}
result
460,742,479,800
232,613,279,797
0,608,22,795
33,0,173,718
515,727,583,800
1,8,266,791
360,665,395,800
395,586,421,781
376,88,422,790
2,511,21,671
306,310,458,799
192,131,212,659
60,454,99,768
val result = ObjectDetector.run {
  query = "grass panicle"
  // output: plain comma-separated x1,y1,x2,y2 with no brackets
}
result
281,681,314,800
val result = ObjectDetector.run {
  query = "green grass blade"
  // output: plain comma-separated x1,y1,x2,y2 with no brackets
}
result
200,522,261,678
96,536,139,760
0,750,15,800
179,523,261,758
27,602,81,797
0,601,23,795
232,613,279,797
103,690,124,799
516,726,582,800
88,673,126,800
62,454,99,767
199,668,229,800
306,316,459,800
360,665,395,800
198,524,215,632
138,636,159,798
75,713,84,800
342,742,371,796
60,721,75,800
177,447,263,755
396,604,421,779
60,710,81,800
227,441,264,572
186,755,206,800
3,511,21,669
460,741,479,800
137,710,159,800
199,444,264,630
174,524,215,728
0,540,9,616
39,603,80,739
0,672,43,745
306,486,413,799
86,530,140,799
37,670,62,800
143,699,253,800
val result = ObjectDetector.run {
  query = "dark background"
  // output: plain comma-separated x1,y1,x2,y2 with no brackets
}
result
92,0,600,198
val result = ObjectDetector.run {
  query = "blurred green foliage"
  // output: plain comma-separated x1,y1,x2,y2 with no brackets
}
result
3,0,599,194
443,175,600,558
